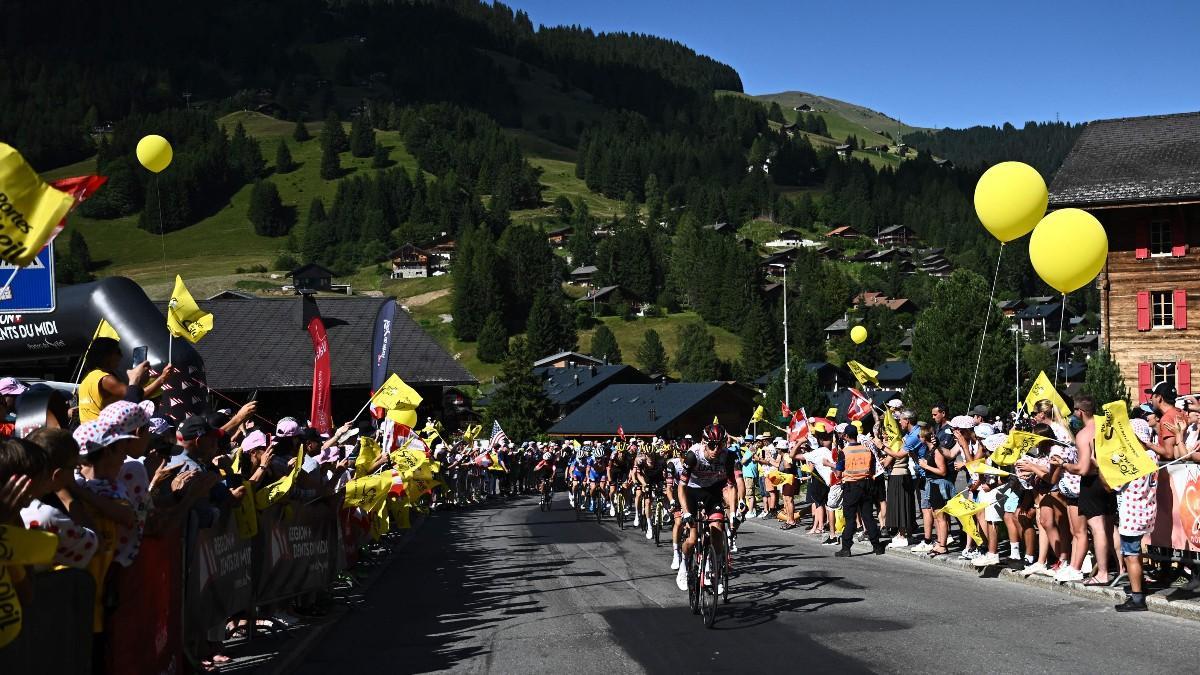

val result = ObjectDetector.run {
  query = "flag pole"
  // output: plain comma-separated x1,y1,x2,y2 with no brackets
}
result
782,264,790,409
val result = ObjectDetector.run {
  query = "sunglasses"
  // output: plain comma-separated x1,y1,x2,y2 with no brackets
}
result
705,440,723,449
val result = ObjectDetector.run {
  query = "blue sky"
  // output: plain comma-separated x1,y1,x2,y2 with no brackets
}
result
504,0,1200,129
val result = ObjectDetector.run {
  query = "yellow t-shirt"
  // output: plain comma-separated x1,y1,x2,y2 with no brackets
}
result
78,369,109,423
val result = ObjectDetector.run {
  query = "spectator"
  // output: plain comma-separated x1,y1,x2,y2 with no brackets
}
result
1114,418,1159,612
76,338,174,422
20,428,99,568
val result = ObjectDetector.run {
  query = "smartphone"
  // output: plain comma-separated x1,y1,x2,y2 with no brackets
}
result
248,389,259,403
131,345,149,367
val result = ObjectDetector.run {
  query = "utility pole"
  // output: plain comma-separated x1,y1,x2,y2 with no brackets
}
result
783,264,790,408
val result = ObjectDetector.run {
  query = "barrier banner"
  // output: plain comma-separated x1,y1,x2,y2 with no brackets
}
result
255,502,337,602
186,513,254,633
1147,463,1200,551
0,569,94,675
108,533,184,675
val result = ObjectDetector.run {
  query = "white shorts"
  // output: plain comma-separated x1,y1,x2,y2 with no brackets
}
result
978,489,1003,523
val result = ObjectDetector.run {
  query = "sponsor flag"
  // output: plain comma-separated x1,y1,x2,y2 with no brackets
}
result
846,360,879,386
0,524,60,647
355,436,383,476
750,405,765,424
883,406,903,455
255,448,304,510
370,373,422,411
1023,371,1070,419
303,294,332,433
0,143,76,266
461,423,482,442
992,430,1051,466
847,388,872,421
765,469,795,487
1096,402,1160,489
370,299,397,393
964,459,1011,477
167,275,213,343
939,493,987,545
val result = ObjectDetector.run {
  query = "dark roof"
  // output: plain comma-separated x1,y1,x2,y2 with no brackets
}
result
537,364,651,406
546,226,572,236
877,224,913,236
570,265,598,276
290,263,335,278
578,285,623,303
532,351,603,368
206,290,256,301
547,382,737,436
1049,112,1200,207
1057,362,1087,381
752,362,844,386
179,297,475,391
827,389,901,421
999,299,1027,311
874,360,913,384
1016,302,1063,320
1068,333,1100,346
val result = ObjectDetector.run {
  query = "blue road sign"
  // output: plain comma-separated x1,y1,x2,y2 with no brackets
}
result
0,242,56,314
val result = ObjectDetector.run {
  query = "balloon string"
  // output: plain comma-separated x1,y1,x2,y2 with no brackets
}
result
1054,294,1067,389
968,243,1004,409
155,177,173,366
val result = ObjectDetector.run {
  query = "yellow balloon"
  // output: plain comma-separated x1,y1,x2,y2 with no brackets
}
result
850,325,868,344
1028,209,1108,294
136,134,173,173
974,161,1047,242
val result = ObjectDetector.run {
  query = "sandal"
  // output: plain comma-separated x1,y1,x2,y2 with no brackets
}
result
927,548,948,558
1083,576,1111,586
780,522,797,530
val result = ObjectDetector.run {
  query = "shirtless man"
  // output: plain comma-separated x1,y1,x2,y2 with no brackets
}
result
1054,395,1113,584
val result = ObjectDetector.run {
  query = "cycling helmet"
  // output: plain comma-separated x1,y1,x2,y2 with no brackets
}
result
542,452,552,461
702,423,727,443
593,447,605,459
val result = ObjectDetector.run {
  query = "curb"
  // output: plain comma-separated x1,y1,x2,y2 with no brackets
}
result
259,512,429,675
740,517,1200,622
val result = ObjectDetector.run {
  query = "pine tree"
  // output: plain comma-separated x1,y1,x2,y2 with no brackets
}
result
1082,349,1130,406
350,114,376,158
767,102,786,123
302,198,334,263
637,329,669,375
452,224,504,341
293,118,311,142
525,288,573,359
274,139,295,174
247,180,290,236
738,301,780,380
320,139,341,180
230,122,266,182
476,312,509,363
372,142,390,168
589,324,622,364
764,358,826,418
487,337,555,443
674,323,719,382
321,112,349,153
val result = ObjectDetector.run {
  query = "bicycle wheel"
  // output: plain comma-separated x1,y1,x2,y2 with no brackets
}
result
686,540,700,615
652,500,662,546
700,541,718,628
615,492,625,530
596,492,604,524
574,487,584,521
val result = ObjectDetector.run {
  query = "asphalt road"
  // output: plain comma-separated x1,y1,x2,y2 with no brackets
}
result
297,495,1198,674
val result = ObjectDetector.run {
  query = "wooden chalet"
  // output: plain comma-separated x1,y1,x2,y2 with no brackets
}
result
570,265,598,285
793,104,813,112
546,226,572,246
387,243,435,279
290,263,334,292
1049,111,1200,400
854,291,918,314
826,225,864,239
425,233,456,262
835,144,853,157
875,224,917,247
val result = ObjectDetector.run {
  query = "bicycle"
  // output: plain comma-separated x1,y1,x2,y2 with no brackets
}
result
648,487,670,546
572,481,586,521
538,479,553,512
612,482,628,529
684,505,730,628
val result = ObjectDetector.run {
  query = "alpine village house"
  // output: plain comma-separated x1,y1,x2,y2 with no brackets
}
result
1048,111,1200,401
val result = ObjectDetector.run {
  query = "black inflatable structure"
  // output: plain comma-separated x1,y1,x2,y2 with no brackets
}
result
0,276,206,420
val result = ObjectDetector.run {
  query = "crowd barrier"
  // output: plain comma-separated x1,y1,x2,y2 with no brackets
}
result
1148,463,1200,558
0,499,344,675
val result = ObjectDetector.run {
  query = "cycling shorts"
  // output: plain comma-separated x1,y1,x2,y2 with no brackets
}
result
685,484,727,519
610,471,629,485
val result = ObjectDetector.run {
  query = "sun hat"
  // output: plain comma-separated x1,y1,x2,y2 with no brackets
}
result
276,417,301,437
73,420,124,455
0,377,28,396
949,415,975,430
98,401,152,437
974,423,996,438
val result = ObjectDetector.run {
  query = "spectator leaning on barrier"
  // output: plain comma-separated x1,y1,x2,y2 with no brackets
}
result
19,428,99,569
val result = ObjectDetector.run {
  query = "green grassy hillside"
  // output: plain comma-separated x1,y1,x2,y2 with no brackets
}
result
752,90,929,140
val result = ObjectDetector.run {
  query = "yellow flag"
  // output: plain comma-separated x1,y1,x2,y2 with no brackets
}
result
713,415,720,425
371,373,423,411
846,360,879,386
939,493,987,545
1096,402,1160,489
964,458,1011,477
344,472,394,511
0,525,59,647
1023,371,1070,419
750,405,765,423
883,408,903,455
765,469,795,487
356,436,382,476
167,275,214,343
0,143,76,266
233,482,259,539
255,448,304,510
462,423,483,442
392,448,433,481
571,439,582,450
992,430,1051,466
96,319,120,341
826,407,839,419
387,408,418,427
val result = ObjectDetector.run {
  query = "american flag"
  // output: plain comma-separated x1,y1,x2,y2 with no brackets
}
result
490,420,508,447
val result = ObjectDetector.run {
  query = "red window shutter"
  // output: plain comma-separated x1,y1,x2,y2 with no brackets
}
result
1137,291,1151,331
1178,362,1192,395
1172,221,1187,257
1138,363,1152,404
1175,289,1188,329
1135,223,1150,259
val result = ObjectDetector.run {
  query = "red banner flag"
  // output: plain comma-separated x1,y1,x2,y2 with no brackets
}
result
303,295,332,433
787,408,810,444
781,401,791,419
847,388,872,421
617,425,626,441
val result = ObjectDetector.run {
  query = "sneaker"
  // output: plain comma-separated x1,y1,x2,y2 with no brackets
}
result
609,504,616,517
973,552,1001,567
717,583,725,595
272,611,302,628
646,526,654,540
822,537,840,546
834,549,853,558
1114,597,1148,612
671,551,681,570
1081,552,1094,575
748,510,759,519
887,538,909,549
758,510,770,519
1033,563,1056,577
872,542,888,555
1055,565,1085,583
960,549,980,560
910,541,934,553
731,541,738,553
675,564,688,591
1021,562,1048,577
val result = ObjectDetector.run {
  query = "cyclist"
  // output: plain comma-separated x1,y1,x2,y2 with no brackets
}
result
664,444,687,569
675,423,746,591
585,446,607,513
634,442,667,539
566,449,588,508
607,442,634,518
534,451,556,507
